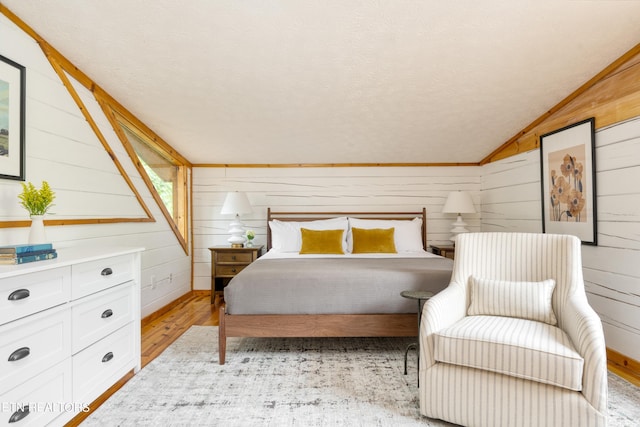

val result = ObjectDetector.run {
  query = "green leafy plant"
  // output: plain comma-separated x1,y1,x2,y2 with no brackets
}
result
18,181,56,216
246,230,255,241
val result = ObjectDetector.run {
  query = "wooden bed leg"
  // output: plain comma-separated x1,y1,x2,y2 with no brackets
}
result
218,304,226,364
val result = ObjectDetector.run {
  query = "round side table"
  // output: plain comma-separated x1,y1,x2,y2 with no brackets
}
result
400,290,434,387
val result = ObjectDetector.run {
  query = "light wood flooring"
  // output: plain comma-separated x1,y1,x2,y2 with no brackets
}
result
67,291,220,426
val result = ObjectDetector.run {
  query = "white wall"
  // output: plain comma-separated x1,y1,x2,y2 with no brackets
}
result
482,116,640,361
0,14,190,317
192,166,481,291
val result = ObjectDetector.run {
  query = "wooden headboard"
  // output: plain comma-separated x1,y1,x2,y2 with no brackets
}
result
266,207,427,251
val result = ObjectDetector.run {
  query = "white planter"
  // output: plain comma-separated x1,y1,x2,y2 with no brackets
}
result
28,215,47,244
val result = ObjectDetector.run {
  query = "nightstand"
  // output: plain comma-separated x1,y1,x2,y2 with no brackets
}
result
430,244,455,259
209,245,263,303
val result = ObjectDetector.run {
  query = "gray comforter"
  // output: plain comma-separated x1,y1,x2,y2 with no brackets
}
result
224,256,453,315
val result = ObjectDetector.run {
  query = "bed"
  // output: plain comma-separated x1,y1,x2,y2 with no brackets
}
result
218,208,453,364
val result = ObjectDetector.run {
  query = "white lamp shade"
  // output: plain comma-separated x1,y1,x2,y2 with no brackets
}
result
442,191,476,214
220,192,252,247
220,191,252,215
442,191,475,243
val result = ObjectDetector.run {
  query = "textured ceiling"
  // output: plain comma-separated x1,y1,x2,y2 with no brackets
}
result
3,1,640,164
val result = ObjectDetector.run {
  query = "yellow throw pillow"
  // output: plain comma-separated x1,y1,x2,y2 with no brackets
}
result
351,227,397,253
299,228,345,254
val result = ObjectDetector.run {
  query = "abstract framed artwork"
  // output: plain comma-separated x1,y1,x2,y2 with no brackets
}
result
540,117,597,245
0,54,26,181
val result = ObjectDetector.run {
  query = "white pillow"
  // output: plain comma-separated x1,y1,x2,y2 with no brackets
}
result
347,217,423,252
269,217,348,252
467,276,557,325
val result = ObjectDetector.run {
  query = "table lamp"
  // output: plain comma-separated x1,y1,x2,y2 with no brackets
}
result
220,191,252,247
442,191,476,243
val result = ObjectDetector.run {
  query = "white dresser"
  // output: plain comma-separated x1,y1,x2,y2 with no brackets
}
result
0,246,143,426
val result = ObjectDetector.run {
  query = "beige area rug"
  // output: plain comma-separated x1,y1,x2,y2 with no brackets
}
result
83,326,640,426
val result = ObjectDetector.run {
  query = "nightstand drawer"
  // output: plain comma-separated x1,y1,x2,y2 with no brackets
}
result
209,246,263,301
217,265,247,276
430,245,455,260
217,252,253,263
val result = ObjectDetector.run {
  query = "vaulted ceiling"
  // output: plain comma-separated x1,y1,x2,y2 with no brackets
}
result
3,1,640,165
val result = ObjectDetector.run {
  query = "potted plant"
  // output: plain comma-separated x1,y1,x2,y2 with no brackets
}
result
18,181,55,243
245,229,255,247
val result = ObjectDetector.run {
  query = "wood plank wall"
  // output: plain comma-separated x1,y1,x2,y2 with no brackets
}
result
0,13,191,318
482,46,640,364
192,166,481,291
482,117,640,362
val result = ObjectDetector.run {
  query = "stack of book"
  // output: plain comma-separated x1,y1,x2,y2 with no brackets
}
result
0,243,58,265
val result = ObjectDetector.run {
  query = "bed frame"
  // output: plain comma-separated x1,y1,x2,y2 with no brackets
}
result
218,208,428,364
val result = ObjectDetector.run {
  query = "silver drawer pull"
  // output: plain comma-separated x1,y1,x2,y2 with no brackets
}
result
8,405,29,423
232,255,237,260
102,351,114,363
101,267,113,276
8,347,30,362
8,289,30,301
101,309,114,319
231,268,237,273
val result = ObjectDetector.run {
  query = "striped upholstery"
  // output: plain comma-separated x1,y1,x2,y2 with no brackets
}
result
467,276,557,325
434,315,584,390
422,364,606,427
420,232,608,427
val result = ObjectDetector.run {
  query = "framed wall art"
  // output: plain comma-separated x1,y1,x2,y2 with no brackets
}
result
540,117,597,245
0,54,26,181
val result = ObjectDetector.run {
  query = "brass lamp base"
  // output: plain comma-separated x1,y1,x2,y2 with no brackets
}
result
231,243,244,248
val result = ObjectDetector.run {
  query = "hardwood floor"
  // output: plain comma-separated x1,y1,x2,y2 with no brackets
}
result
140,291,220,367
66,291,220,426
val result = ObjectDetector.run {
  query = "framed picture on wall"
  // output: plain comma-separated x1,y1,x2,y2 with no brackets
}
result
540,117,597,245
0,54,26,181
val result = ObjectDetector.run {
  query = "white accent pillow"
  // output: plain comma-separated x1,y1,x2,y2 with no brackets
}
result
347,217,423,252
269,217,348,252
467,276,557,325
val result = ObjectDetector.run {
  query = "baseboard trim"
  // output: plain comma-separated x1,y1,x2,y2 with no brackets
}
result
65,369,135,426
607,348,640,386
141,290,211,327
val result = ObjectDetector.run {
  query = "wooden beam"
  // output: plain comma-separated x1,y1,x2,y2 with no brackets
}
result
0,218,153,229
45,54,156,221
0,4,163,230
481,43,640,165
194,162,480,168
98,102,190,254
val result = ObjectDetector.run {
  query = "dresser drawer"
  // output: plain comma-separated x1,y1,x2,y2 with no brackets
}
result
0,359,72,427
216,264,248,276
217,252,253,263
72,254,134,299
0,267,71,326
71,283,135,353
73,322,136,404
0,308,71,396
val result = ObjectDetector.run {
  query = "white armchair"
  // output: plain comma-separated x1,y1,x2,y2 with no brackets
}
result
420,232,608,427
